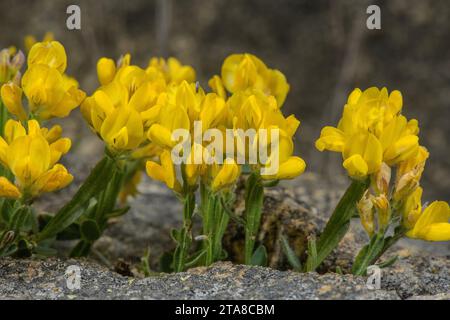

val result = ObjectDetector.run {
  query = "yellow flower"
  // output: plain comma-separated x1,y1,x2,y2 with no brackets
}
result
0,176,21,199
402,186,423,229
97,57,117,86
227,91,305,181
0,120,73,199
147,81,204,149
82,58,169,154
199,93,226,131
147,104,190,149
19,41,85,120
406,200,450,242
372,193,390,229
147,57,195,84
211,158,240,192
28,41,67,73
184,143,209,187
24,32,54,53
316,87,420,179
208,75,227,99
146,150,181,192
396,145,429,180
82,90,145,152
261,156,306,180
220,53,290,106
342,132,382,178
1,82,27,121
21,64,85,120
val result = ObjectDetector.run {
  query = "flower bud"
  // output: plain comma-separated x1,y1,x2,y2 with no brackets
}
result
10,50,25,72
357,191,375,236
0,82,27,121
372,194,391,229
393,169,420,202
373,162,391,194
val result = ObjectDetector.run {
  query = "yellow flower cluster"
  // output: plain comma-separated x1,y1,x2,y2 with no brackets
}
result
81,55,195,155
317,87,449,242
316,88,419,178
213,53,290,106
0,120,73,200
1,41,85,121
145,53,305,194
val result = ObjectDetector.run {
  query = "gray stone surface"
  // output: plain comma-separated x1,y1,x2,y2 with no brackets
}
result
1,257,447,300
0,258,400,300
2,176,448,300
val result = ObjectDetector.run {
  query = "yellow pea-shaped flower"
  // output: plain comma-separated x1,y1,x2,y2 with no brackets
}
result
211,158,240,192
97,57,117,86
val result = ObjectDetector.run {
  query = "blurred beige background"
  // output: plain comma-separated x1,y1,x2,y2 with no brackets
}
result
0,0,448,201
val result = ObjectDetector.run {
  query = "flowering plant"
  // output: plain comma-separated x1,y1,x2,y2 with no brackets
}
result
0,36,447,276
310,87,449,274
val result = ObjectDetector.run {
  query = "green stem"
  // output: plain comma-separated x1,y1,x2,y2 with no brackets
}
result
351,232,385,276
173,192,195,272
352,227,406,275
213,196,229,261
95,160,125,226
306,178,369,272
0,101,13,179
244,172,264,265
200,183,231,266
0,100,8,137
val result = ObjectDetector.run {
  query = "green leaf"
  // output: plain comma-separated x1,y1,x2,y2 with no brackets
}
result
34,245,58,257
95,165,125,223
37,156,114,241
9,206,33,232
185,250,207,268
0,100,10,137
80,219,101,241
244,172,264,265
0,199,16,224
307,178,369,271
377,255,399,269
262,180,279,188
172,227,192,272
280,235,302,271
0,244,17,257
250,245,267,266
220,196,245,226
171,228,181,242
105,206,130,219
56,223,81,240
250,246,266,266
306,237,318,272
